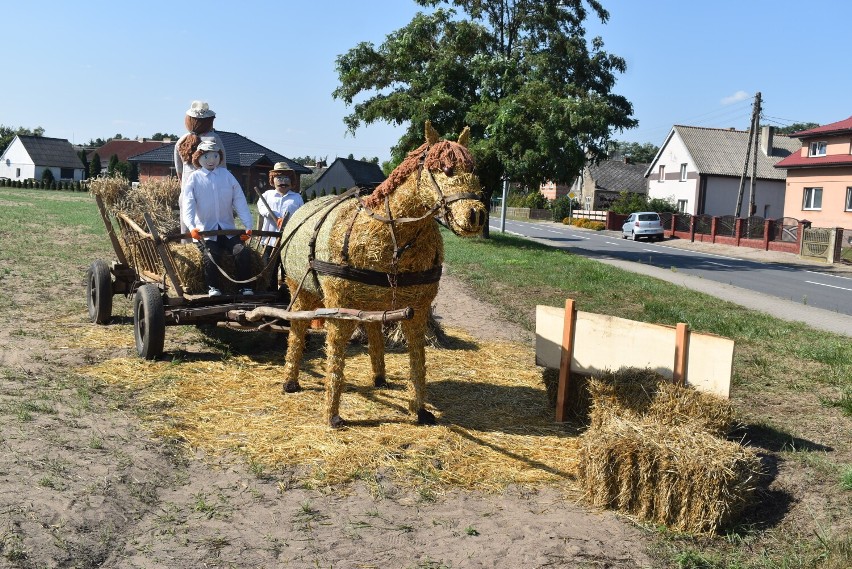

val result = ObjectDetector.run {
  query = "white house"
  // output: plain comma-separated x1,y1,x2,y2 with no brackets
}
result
0,135,84,182
645,125,799,218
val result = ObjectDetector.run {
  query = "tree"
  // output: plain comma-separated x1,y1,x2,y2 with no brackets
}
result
359,156,380,164
89,153,102,178
107,154,120,176
150,132,179,141
611,140,658,164
333,0,636,236
78,150,90,179
41,168,55,184
0,125,45,155
772,122,819,136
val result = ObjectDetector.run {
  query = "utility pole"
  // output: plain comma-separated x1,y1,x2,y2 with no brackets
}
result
734,92,761,217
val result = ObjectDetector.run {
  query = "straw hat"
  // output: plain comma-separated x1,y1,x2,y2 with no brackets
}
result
271,162,294,174
186,100,216,119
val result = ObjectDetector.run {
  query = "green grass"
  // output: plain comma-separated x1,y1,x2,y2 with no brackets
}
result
1,187,849,569
441,228,852,569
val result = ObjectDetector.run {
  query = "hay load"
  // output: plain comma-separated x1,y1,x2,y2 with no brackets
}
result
577,367,758,533
89,175,266,293
89,175,181,235
578,415,762,534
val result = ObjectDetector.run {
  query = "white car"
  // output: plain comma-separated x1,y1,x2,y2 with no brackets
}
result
622,212,664,241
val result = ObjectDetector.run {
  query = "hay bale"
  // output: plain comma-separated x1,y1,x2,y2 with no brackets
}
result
541,368,592,422
588,367,735,436
578,416,762,533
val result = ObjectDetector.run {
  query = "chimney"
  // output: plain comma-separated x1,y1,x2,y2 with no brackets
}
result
760,125,774,156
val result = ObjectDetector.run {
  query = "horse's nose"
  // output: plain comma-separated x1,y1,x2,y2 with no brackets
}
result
468,208,484,227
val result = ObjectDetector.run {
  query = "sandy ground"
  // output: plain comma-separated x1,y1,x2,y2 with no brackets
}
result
0,267,655,568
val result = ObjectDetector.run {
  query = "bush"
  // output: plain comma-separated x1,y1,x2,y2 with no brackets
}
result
551,196,574,221
525,191,548,209
41,169,55,185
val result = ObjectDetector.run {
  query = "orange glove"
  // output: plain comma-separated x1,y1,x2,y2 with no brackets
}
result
276,217,284,229
240,229,252,242
190,228,201,241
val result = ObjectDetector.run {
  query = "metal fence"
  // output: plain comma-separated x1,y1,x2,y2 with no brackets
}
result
715,215,737,237
774,217,800,243
694,214,713,235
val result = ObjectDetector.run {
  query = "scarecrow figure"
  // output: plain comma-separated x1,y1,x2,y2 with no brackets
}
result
181,139,254,297
175,101,226,238
256,162,304,291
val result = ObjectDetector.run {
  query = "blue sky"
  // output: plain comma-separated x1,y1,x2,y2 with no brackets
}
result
4,1,851,163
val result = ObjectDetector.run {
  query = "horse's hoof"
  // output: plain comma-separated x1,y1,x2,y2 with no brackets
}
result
283,381,301,394
373,375,388,388
329,415,346,429
417,409,437,425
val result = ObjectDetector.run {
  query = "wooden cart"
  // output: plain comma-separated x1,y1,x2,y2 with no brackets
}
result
86,195,411,360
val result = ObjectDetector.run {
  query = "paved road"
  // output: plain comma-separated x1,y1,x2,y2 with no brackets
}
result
490,218,852,337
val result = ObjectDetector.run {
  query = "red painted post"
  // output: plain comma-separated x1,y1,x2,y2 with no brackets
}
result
735,218,743,247
710,216,718,244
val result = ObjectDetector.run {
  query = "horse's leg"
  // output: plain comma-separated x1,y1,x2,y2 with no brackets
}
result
364,322,387,387
282,287,314,394
401,313,435,425
325,319,358,428
282,318,308,393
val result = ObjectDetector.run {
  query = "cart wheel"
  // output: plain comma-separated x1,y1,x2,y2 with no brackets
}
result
86,260,113,324
133,284,165,360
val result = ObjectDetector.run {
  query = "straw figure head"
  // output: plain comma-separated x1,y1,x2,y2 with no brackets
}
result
364,121,486,237
278,121,486,429
268,162,295,190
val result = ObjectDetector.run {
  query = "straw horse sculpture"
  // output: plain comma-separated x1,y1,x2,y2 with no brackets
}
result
280,121,487,428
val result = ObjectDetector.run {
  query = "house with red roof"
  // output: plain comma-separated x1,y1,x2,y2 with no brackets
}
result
87,138,173,172
774,117,852,231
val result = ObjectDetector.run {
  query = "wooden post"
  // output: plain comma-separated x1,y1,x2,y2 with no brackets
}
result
555,298,577,423
95,194,129,266
673,322,690,387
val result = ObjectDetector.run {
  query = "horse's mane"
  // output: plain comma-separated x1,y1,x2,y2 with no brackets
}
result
363,140,475,209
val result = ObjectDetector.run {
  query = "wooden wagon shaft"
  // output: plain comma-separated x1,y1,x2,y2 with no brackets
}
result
217,321,289,333
234,306,414,323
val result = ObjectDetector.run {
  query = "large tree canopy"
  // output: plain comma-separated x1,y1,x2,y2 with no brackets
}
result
333,0,636,204
0,125,45,155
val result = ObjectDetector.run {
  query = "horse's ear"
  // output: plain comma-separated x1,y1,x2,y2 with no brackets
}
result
457,126,470,148
425,121,439,146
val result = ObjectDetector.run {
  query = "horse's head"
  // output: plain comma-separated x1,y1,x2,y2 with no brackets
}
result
417,122,487,236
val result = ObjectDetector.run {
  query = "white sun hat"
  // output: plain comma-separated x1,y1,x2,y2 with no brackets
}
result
186,100,216,119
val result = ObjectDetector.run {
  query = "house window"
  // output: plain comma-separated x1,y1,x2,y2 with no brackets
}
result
677,199,688,212
846,187,852,211
809,141,827,157
16,168,20,177
658,165,665,182
680,163,687,181
803,187,823,210
60,168,74,179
